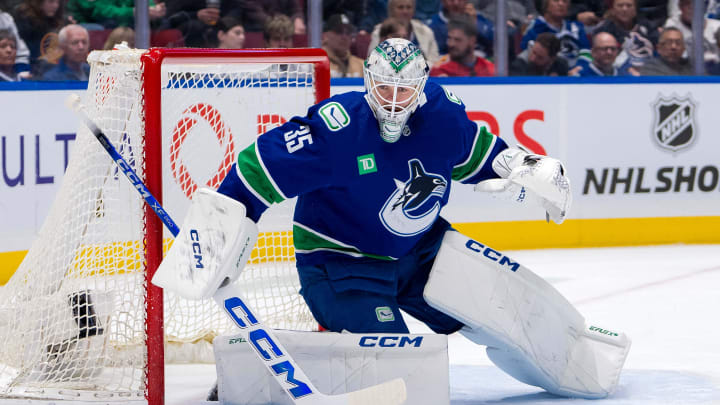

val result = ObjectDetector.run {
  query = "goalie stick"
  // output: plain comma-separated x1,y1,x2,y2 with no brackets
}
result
65,94,407,405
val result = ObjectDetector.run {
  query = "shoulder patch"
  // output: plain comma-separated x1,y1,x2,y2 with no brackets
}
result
442,86,462,105
318,101,351,131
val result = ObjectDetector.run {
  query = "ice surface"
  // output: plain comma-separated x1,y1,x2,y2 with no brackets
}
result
166,244,720,404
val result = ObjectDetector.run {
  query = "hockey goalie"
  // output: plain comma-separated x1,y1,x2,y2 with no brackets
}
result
153,38,630,403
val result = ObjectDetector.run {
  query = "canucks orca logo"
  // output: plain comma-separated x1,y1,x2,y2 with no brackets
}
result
379,159,447,237
558,34,581,63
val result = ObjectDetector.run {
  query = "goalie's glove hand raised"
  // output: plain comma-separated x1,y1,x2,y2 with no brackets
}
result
475,147,571,224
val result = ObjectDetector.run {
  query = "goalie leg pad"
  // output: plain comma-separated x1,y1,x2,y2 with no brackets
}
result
213,330,449,405
423,230,631,398
152,188,259,300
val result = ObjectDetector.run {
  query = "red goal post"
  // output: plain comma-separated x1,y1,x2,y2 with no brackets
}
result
141,48,330,405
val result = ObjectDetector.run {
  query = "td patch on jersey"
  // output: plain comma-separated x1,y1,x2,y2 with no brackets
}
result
379,159,447,237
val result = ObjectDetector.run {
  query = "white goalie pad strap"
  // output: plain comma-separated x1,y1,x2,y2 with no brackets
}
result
213,330,449,405
475,147,572,224
152,188,259,300
423,231,630,398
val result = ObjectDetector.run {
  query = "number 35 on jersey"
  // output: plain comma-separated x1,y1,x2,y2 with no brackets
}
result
284,125,313,153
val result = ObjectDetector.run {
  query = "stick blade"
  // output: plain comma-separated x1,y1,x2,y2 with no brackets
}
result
314,378,407,405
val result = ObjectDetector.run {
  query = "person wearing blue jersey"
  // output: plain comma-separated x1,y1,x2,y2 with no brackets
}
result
593,0,657,76
215,38,566,335
154,38,630,399
521,0,592,68
511,31,570,75
573,31,623,76
429,0,494,57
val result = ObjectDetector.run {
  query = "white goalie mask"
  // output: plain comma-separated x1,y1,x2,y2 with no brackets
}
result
363,38,429,143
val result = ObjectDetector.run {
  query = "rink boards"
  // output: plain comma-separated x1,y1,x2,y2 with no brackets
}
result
1,77,719,282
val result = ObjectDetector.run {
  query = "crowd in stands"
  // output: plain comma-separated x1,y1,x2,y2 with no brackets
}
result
1,0,720,81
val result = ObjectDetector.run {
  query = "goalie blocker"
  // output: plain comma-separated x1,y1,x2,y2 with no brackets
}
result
424,231,631,398
152,188,259,300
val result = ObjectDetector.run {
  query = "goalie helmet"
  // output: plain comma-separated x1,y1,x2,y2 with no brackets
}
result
364,38,429,143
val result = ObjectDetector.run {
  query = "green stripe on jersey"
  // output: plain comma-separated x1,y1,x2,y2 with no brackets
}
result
452,126,496,181
236,143,285,205
293,224,395,261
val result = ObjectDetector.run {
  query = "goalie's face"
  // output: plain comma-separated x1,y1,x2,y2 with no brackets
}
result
364,38,428,143
368,77,422,113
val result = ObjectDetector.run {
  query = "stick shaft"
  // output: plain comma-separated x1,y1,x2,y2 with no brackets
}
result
76,110,180,237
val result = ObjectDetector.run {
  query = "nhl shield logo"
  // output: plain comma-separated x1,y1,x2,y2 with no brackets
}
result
651,95,696,152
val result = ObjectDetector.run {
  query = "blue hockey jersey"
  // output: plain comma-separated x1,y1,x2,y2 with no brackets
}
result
218,81,509,266
521,16,591,68
573,59,621,77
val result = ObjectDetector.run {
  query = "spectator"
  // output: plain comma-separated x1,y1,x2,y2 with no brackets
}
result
323,0,369,33
430,16,494,75
29,32,59,76
510,31,569,75
429,0,494,57
66,0,166,29
475,0,537,31
664,0,720,63
368,0,441,65
0,28,22,80
569,0,605,27
378,17,410,41
40,24,89,80
667,0,720,20
161,0,238,47
573,31,622,75
12,0,67,66
323,14,363,77
415,0,440,23
708,0,720,19
638,26,693,74
466,1,522,59
237,0,305,34
594,0,657,75
522,0,592,68
215,16,245,49
706,26,720,73
357,0,389,33
634,0,668,28
263,14,294,47
102,26,134,50
0,7,29,72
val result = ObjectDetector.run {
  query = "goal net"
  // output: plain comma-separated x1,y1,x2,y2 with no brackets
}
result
0,48,330,404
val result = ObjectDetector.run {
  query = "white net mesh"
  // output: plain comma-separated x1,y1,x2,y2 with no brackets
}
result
0,49,322,401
